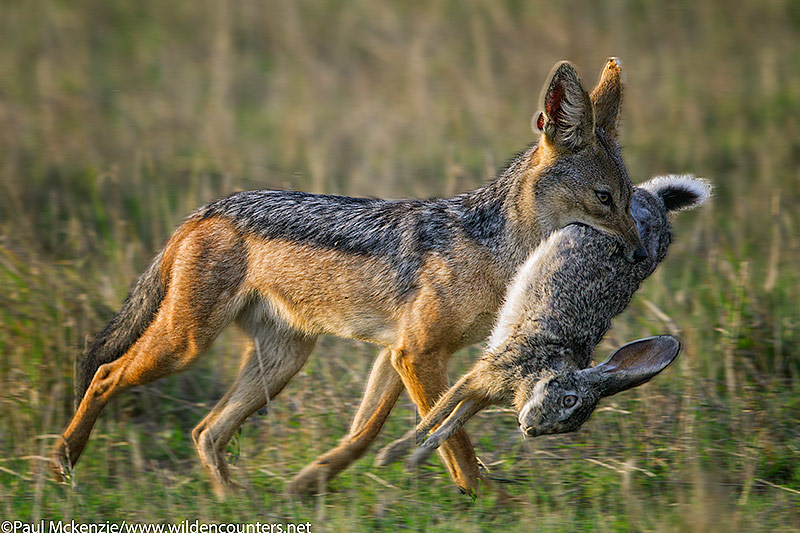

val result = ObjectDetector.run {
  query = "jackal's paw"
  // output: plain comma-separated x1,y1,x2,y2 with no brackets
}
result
374,432,415,467
49,450,71,484
50,463,69,484
457,485,479,499
210,477,243,501
287,464,329,498
476,455,491,476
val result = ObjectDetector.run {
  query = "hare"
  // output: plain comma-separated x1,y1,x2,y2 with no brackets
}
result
379,175,710,468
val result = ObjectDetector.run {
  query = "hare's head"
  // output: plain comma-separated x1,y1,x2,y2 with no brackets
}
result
516,336,680,437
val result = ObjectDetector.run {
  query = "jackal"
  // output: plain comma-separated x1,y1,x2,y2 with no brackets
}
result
53,58,647,497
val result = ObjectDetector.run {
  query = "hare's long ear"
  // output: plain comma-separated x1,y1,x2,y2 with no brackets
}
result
590,57,623,137
580,336,680,397
639,175,712,212
533,61,594,152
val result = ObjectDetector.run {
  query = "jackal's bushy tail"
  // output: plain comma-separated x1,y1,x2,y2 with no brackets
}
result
75,250,168,404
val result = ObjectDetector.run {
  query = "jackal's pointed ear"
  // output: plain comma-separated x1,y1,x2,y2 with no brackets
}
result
590,57,624,137
580,335,680,397
533,61,594,152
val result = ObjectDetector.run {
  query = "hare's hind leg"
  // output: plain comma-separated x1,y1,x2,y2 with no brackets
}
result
192,305,317,498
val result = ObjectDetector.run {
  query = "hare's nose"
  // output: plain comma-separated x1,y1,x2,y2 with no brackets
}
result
520,425,540,437
632,244,649,262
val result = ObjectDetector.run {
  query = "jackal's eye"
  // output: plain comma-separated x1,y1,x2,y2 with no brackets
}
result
563,394,578,408
595,190,612,205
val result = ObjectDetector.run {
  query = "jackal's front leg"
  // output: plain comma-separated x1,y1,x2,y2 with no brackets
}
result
288,348,404,496
390,348,484,496
374,372,477,467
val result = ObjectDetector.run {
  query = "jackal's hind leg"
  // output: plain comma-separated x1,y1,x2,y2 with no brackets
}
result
193,319,317,499
53,300,231,481
52,216,250,483
288,347,403,496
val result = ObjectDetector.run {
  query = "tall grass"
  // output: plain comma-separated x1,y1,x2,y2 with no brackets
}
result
1,0,799,529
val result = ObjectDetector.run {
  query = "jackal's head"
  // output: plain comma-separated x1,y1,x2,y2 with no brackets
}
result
524,58,647,262
516,336,680,437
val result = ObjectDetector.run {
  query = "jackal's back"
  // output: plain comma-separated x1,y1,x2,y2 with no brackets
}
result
197,187,511,298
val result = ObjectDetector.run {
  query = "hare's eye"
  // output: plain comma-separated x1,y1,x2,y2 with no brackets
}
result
595,190,612,205
563,395,578,408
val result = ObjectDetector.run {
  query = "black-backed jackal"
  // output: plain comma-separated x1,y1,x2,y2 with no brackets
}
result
53,58,648,497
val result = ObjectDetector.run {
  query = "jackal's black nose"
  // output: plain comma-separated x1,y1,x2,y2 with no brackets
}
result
632,245,649,262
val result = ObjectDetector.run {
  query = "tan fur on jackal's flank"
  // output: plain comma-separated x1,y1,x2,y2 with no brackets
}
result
54,58,649,498
240,232,506,348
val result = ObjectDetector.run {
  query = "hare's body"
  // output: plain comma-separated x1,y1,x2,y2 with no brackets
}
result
404,176,710,463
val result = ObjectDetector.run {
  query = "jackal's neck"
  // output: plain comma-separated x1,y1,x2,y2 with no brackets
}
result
456,143,548,276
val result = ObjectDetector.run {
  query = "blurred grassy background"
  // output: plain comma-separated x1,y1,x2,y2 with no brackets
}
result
1,0,799,530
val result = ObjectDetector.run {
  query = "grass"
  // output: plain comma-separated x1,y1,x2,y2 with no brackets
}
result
1,0,799,530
